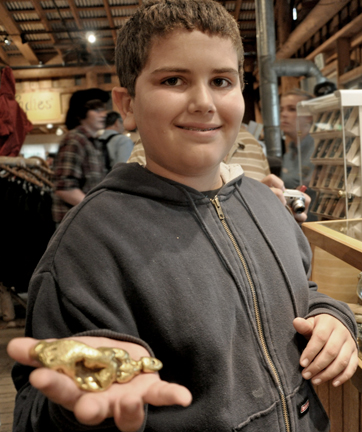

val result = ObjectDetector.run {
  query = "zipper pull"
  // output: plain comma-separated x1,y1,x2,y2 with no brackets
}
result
211,196,225,220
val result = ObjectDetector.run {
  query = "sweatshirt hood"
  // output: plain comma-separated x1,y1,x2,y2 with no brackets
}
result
92,162,244,204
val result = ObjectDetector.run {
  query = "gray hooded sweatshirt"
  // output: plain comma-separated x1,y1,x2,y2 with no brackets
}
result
12,163,356,432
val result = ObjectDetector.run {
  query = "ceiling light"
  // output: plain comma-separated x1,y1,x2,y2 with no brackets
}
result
4,36,11,46
56,127,64,136
87,32,96,44
46,123,53,129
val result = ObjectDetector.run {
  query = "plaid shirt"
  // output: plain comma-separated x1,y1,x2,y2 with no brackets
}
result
52,125,107,222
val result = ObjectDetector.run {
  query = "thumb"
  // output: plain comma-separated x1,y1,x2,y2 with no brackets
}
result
293,317,315,340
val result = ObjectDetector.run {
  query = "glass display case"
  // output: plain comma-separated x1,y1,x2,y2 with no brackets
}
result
297,90,362,220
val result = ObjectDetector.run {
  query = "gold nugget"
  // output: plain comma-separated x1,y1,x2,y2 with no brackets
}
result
30,340,163,392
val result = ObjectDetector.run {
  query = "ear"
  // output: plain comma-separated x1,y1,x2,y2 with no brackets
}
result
112,87,136,131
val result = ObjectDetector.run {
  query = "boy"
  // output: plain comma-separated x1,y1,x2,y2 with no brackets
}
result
8,1,357,431
53,89,109,223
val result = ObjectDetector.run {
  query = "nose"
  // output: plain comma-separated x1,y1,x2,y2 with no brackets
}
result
280,111,288,121
188,82,216,114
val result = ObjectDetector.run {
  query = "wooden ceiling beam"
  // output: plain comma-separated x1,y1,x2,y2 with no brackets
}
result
0,47,10,65
238,20,256,27
103,0,117,43
25,5,138,13
12,64,116,80
29,0,63,59
233,0,243,20
306,13,362,61
67,0,83,29
0,1,39,65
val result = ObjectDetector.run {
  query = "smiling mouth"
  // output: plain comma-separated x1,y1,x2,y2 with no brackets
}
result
178,126,220,132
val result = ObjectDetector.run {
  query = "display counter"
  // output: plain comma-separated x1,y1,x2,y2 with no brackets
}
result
302,218,362,431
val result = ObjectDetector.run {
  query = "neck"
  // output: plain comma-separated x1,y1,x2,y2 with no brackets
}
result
107,125,120,132
286,130,309,146
145,162,223,192
80,123,98,138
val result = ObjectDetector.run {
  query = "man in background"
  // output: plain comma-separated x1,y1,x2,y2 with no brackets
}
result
52,88,108,224
99,111,134,171
280,88,317,221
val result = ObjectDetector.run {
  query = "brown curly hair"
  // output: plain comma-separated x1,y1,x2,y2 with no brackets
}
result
115,0,244,97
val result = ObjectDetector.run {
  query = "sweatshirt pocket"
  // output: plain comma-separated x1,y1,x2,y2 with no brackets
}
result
233,401,285,431
233,380,330,432
290,380,330,432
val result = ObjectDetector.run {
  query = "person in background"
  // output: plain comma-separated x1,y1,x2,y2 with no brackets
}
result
280,88,317,220
52,88,109,224
99,111,134,171
45,152,56,169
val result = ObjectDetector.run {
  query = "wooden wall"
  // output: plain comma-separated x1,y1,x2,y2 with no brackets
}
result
314,378,362,432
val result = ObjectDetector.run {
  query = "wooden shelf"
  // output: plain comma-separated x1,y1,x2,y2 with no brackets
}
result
302,219,362,271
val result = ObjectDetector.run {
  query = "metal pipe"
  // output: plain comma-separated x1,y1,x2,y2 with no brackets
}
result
254,0,282,157
255,0,327,158
274,59,326,84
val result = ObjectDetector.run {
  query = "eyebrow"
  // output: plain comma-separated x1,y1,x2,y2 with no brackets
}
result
151,67,239,76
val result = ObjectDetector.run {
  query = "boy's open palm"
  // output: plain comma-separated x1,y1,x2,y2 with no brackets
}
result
7,337,192,432
293,314,358,387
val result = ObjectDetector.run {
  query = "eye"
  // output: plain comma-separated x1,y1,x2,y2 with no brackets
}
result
212,78,231,88
162,77,182,86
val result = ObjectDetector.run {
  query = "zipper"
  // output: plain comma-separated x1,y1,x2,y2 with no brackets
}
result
211,196,291,432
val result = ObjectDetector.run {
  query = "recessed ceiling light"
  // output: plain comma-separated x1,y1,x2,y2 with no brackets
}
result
87,33,96,43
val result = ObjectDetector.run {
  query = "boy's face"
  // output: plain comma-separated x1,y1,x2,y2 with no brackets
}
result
80,107,107,135
115,29,244,190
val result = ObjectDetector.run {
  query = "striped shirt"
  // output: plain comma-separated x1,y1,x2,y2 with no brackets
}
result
224,131,270,182
127,130,270,182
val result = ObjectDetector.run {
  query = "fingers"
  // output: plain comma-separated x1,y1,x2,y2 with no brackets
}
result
293,317,314,341
301,191,311,213
30,368,83,411
296,315,359,386
7,338,43,367
74,393,113,426
261,174,285,191
292,211,307,223
113,395,145,432
270,187,287,206
144,381,192,407
74,378,192,432
302,341,358,387
329,348,359,387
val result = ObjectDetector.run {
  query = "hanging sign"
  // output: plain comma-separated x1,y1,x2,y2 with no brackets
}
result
15,91,62,123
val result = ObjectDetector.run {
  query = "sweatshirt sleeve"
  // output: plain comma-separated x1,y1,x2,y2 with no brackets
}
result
292,218,358,342
12,267,152,432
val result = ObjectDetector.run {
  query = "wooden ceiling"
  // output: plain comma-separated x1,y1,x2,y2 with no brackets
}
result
0,0,258,68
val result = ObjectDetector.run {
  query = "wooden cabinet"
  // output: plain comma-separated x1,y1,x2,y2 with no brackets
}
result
302,219,362,432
